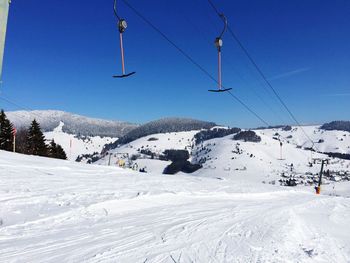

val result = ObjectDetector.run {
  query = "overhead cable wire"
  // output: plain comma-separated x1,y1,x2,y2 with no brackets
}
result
207,0,318,151
0,95,43,119
121,0,269,127
177,3,287,124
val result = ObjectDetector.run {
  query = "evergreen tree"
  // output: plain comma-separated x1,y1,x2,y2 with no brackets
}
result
26,119,48,156
15,128,28,154
48,140,67,160
48,139,57,158
0,109,14,151
55,143,67,160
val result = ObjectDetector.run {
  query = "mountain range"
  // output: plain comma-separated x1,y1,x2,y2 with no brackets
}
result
6,110,138,138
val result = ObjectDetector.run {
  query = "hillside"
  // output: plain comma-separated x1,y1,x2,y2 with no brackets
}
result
97,130,199,174
321,121,350,132
102,117,216,153
1,151,350,262
6,110,138,137
260,125,350,154
96,126,350,184
192,129,350,185
44,121,117,161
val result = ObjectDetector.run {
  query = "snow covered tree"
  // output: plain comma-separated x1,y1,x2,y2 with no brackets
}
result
48,140,67,160
0,109,14,151
26,119,48,156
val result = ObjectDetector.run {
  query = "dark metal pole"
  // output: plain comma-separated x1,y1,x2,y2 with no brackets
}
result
108,153,112,166
318,160,325,187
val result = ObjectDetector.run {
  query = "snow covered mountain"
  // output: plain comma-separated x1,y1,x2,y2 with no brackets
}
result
260,125,350,155
97,130,200,174
5,110,139,161
6,110,138,137
102,117,216,153
44,121,117,161
97,125,350,185
1,150,350,262
192,128,350,184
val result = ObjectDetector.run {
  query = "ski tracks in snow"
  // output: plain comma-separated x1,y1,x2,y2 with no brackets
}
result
2,190,349,262
1,152,350,263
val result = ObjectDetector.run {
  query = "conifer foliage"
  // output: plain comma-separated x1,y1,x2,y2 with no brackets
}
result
0,109,14,151
26,119,48,156
48,140,67,160
1,109,67,160
15,128,28,154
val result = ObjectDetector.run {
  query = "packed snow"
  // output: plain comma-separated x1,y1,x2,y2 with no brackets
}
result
1,151,350,262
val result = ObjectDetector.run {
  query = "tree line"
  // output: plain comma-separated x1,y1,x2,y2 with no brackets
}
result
0,109,67,159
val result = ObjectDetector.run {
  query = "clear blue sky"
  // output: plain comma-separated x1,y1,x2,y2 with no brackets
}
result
1,0,349,127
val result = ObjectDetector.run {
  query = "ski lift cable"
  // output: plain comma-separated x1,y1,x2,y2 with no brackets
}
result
207,0,319,152
207,0,282,102
113,0,121,21
189,7,287,124
173,6,287,124
121,0,269,126
226,91,269,126
0,95,43,119
221,55,288,124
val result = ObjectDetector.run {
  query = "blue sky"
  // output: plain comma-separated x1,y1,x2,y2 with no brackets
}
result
1,0,349,127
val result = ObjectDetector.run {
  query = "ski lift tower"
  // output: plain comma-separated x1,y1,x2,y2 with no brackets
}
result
277,138,285,160
313,158,330,194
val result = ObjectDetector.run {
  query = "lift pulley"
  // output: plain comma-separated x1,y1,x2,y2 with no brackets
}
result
209,14,232,92
113,0,135,78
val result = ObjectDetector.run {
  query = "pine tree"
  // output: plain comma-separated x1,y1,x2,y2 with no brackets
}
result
55,143,67,160
48,139,57,158
48,139,67,160
0,109,14,151
26,119,48,156
14,128,28,154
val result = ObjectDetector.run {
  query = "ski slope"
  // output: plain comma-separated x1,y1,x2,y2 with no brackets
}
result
192,130,350,182
97,127,350,183
260,126,350,154
97,130,198,172
1,151,350,262
44,121,117,161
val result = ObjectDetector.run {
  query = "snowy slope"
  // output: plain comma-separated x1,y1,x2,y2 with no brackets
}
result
97,130,198,173
96,127,350,182
260,125,350,154
44,122,117,161
192,130,350,184
1,151,350,262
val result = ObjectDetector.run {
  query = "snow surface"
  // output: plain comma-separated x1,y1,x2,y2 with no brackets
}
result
97,127,350,181
192,130,350,181
44,122,117,161
97,130,198,173
260,126,350,154
1,151,350,262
